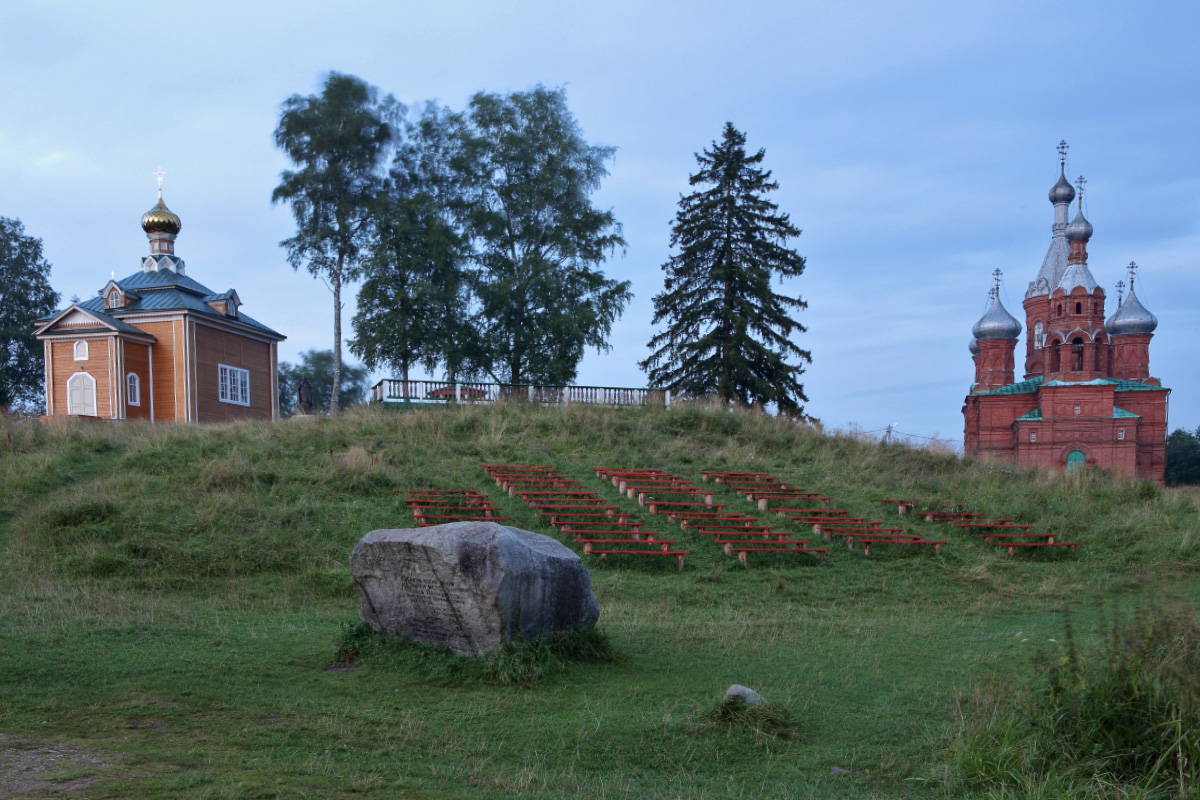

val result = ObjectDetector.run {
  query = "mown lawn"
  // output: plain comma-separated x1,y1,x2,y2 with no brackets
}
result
1,404,1197,799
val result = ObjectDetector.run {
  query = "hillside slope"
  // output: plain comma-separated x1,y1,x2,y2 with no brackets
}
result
1,404,1197,799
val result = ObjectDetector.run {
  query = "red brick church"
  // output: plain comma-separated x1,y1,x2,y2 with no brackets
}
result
962,144,1169,482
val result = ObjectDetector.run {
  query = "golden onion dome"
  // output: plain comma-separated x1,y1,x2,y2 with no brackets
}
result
141,193,181,235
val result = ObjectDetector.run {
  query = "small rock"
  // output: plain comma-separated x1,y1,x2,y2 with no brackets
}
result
723,684,766,707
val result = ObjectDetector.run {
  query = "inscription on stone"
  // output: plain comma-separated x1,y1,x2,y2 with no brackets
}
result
350,521,599,656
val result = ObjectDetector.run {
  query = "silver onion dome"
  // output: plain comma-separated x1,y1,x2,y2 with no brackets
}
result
1049,169,1076,205
972,293,1022,341
1106,285,1158,335
969,339,980,356
1066,206,1093,242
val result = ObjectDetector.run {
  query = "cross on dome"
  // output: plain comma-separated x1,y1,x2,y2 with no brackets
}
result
1115,279,1125,305
1057,140,1069,165
1127,260,1139,289
991,268,1003,291
155,167,166,197
1075,175,1086,198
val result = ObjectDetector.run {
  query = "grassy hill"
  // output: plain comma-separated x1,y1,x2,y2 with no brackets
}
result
1,403,1198,799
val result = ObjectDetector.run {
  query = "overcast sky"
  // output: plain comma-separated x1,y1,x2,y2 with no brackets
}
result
2,0,1196,443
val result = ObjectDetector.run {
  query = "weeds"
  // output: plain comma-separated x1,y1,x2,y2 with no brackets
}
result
945,597,1200,798
698,695,803,741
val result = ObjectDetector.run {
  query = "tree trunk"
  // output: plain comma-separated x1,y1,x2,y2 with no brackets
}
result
331,258,343,415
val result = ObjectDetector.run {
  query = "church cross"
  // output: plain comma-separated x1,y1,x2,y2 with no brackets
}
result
1127,260,1138,290
1075,175,1086,197
1115,279,1125,306
155,167,166,195
1057,140,1068,164
992,268,1003,292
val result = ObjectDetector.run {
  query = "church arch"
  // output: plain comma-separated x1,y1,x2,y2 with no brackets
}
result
1066,450,1086,472
1071,336,1085,371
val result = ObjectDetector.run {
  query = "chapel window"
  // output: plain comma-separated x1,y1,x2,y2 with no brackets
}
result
73,341,89,361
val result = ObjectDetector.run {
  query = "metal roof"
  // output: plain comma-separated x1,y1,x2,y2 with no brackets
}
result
56,268,284,339
976,377,1043,396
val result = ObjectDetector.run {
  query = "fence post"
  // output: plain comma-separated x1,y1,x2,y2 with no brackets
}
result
563,387,569,406
528,385,534,404
456,383,462,404
665,390,671,410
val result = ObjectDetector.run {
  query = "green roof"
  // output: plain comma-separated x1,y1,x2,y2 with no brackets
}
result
1113,407,1141,418
41,268,284,340
1016,407,1042,421
976,377,1043,396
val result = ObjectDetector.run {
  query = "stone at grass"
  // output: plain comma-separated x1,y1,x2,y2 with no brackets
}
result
724,684,767,707
349,521,600,656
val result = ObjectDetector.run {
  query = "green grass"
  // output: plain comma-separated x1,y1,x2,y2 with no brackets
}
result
1,403,1198,798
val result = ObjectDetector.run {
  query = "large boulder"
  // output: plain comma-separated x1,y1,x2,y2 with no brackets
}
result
349,521,600,656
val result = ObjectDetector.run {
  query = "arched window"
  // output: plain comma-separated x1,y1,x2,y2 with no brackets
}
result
67,373,97,416
1057,303,1063,316
127,373,140,407
1075,301,1082,314
1034,322,1045,349
73,341,89,361
1066,450,1086,472
1072,337,1084,371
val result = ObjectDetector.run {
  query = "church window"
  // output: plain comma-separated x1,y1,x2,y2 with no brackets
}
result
218,364,250,407
1066,450,1086,472
1057,303,1064,315
1076,301,1082,314
1117,429,1125,440
1030,432,1037,443
73,341,89,361
1034,322,1044,349
1072,338,1084,371
127,373,140,407
1074,404,1081,415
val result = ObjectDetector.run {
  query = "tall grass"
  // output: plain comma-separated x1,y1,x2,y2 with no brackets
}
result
943,597,1200,799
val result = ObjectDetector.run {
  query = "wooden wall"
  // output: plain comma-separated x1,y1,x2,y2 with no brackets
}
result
136,321,184,421
49,338,112,418
193,323,274,422
123,341,152,421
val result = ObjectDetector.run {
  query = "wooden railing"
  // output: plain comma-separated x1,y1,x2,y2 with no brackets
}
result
371,379,670,408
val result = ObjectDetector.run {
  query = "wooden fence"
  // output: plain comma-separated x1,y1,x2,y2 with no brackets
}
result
371,379,670,408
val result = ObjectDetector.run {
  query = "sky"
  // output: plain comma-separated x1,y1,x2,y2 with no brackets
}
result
2,0,1197,444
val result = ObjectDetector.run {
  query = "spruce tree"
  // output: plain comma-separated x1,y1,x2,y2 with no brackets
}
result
640,123,811,415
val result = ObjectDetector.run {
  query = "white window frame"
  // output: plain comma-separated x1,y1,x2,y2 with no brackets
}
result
218,364,250,407
74,340,89,361
1030,432,1037,443
1117,429,1125,441
127,373,141,407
